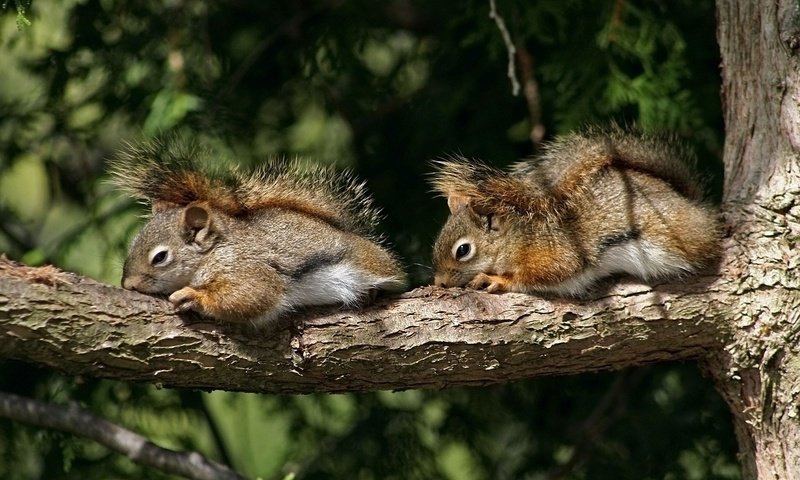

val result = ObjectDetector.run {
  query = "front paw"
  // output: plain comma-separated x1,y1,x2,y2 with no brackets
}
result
467,273,509,293
169,287,201,313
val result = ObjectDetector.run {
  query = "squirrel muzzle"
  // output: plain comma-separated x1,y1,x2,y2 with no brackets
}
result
122,275,143,291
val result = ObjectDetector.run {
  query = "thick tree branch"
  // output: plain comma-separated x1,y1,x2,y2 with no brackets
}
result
0,253,733,395
0,391,244,480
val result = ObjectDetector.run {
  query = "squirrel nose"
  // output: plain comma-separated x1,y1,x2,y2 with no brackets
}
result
122,276,138,291
433,274,448,288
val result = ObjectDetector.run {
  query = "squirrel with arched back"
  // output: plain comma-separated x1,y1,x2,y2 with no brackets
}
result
430,126,720,296
111,137,406,326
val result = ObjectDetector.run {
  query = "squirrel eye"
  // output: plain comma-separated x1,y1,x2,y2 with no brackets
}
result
149,248,170,266
452,238,476,262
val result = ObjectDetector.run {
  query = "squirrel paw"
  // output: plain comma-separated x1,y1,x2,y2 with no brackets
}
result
467,273,511,293
169,287,202,313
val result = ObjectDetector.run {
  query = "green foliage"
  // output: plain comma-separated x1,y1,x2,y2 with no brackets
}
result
1,0,31,29
0,0,735,479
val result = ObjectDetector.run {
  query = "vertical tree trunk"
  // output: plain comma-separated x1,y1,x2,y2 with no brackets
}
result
713,0,800,477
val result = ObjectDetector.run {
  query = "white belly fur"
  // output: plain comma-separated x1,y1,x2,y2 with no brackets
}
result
539,239,692,296
252,262,403,326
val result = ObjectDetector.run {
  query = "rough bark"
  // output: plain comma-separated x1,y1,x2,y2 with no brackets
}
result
0,256,726,394
712,0,800,478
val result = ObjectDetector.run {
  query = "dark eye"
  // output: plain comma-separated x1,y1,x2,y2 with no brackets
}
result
451,237,476,262
151,250,168,266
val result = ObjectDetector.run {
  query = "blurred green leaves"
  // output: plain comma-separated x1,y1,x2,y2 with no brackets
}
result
143,89,203,135
2,0,32,30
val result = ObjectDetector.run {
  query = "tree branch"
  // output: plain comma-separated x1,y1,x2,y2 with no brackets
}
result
0,390,244,480
0,253,733,395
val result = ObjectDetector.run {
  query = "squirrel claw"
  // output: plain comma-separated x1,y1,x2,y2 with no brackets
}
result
485,282,505,294
169,287,201,313
467,273,509,293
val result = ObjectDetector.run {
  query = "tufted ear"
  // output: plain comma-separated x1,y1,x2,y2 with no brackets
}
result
447,195,506,233
446,194,472,214
181,202,218,251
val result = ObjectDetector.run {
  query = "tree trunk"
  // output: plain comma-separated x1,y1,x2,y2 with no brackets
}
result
711,0,800,477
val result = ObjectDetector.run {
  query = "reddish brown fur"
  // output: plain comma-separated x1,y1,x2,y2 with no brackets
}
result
550,150,614,202
245,197,347,228
513,244,583,286
175,275,284,323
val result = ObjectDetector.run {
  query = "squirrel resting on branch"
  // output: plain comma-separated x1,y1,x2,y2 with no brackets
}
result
110,138,406,326
430,126,720,296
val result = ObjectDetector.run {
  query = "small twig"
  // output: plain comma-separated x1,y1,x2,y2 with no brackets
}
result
607,0,626,44
488,0,520,96
0,391,246,480
183,390,237,471
515,46,545,150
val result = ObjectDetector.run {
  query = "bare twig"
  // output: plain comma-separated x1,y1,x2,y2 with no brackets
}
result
0,391,245,480
607,0,626,44
515,46,545,150
488,0,520,96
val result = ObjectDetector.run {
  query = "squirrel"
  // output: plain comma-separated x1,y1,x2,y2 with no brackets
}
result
110,137,407,325
430,125,720,296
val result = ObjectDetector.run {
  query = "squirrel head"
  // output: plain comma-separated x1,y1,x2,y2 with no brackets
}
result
432,194,510,288
122,201,222,294
430,157,558,289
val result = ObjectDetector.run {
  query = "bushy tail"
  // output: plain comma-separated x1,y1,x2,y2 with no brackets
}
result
526,125,706,202
431,126,706,221
109,136,382,237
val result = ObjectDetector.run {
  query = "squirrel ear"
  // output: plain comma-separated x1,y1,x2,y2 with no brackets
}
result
446,195,472,214
181,202,217,249
468,204,505,233
448,195,504,231
485,213,505,232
